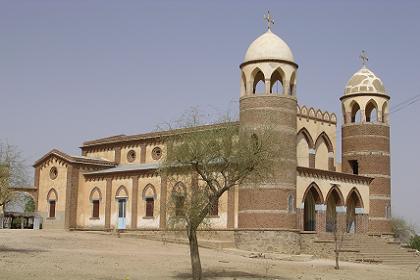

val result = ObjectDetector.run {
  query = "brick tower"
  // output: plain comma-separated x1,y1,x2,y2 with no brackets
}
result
341,56,391,233
237,21,298,229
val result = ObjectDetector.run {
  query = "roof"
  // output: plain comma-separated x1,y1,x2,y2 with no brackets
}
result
244,30,294,64
344,66,387,96
83,163,159,176
33,149,116,167
82,121,239,148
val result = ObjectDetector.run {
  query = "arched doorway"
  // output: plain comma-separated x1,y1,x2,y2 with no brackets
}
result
346,189,363,233
303,184,323,231
326,187,344,232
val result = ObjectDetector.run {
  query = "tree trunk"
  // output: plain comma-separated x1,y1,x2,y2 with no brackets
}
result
188,227,202,280
335,233,340,270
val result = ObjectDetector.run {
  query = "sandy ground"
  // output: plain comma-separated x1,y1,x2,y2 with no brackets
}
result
0,230,419,280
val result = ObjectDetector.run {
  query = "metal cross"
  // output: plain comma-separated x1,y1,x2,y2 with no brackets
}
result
360,50,368,66
264,10,274,30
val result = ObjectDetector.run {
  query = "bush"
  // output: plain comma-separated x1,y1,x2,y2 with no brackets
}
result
409,235,420,251
391,217,415,244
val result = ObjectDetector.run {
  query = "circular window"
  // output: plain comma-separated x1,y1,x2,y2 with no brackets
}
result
49,167,58,180
127,150,136,162
151,147,162,160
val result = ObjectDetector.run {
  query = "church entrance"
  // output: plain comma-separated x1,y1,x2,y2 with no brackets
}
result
326,188,343,232
117,198,127,230
346,189,363,233
303,184,323,231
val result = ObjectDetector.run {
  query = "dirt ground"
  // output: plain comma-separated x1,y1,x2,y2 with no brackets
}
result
0,230,419,280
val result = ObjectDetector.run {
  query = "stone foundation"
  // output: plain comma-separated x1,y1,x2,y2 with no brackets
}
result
234,230,301,254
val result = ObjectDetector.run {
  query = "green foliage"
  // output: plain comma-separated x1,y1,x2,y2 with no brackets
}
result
24,196,35,213
409,235,420,251
391,217,416,244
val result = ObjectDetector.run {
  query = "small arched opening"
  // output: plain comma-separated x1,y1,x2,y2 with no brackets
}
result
142,184,157,218
270,68,284,94
365,99,378,123
303,183,323,231
47,188,58,218
172,182,186,217
350,101,361,123
89,187,102,219
252,69,265,94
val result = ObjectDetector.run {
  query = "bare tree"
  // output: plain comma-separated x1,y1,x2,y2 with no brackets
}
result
159,111,279,280
0,142,28,214
331,221,345,270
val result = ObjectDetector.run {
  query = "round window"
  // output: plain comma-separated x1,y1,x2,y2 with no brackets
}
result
49,167,58,180
151,147,162,160
127,150,136,162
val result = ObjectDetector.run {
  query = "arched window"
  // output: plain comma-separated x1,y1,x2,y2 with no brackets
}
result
350,101,361,123
297,128,315,168
142,184,157,218
346,188,363,233
325,186,344,232
287,194,294,213
270,68,284,94
302,183,324,231
252,69,265,94
89,187,102,219
365,100,378,122
47,188,58,218
172,182,186,217
314,132,334,171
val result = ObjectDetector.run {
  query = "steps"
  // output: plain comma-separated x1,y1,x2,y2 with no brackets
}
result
317,233,420,266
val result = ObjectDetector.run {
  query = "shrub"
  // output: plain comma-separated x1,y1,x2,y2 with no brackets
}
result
409,235,420,251
391,217,415,244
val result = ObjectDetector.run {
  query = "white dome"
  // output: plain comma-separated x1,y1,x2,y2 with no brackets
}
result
344,66,386,95
244,30,295,64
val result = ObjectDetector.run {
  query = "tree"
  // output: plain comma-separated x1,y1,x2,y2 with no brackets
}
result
332,222,345,270
0,142,28,213
24,196,36,213
159,112,279,280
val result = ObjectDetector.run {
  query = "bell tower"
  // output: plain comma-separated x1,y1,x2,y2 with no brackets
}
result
340,52,391,233
237,12,298,229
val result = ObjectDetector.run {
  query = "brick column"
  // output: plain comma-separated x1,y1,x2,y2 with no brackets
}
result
315,204,326,233
227,186,236,229
309,149,316,168
131,176,139,229
336,206,347,232
114,147,122,164
355,208,368,233
105,178,112,230
140,143,147,163
296,205,304,230
159,175,167,229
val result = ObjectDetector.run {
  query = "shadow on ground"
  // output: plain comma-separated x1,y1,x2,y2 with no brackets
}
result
0,245,46,254
173,269,290,279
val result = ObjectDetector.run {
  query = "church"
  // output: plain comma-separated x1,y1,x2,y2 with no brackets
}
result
33,15,392,250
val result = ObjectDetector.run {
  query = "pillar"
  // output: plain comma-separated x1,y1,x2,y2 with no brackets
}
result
105,178,112,230
159,175,167,229
315,204,326,233
355,207,368,233
131,176,139,229
309,149,316,168
336,206,347,233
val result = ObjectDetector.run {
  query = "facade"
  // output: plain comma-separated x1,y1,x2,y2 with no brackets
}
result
33,26,392,236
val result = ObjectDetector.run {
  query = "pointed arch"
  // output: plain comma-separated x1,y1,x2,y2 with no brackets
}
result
325,185,345,206
346,187,364,208
240,71,246,96
270,67,285,94
297,128,315,149
47,188,58,202
302,182,324,204
89,187,102,201
251,67,265,94
315,132,333,153
365,99,378,122
116,185,128,198
290,71,297,95
382,101,389,123
172,181,186,196
350,100,361,123
142,183,157,200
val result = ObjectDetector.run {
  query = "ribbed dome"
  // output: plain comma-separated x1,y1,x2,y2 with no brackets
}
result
344,66,386,95
244,30,294,64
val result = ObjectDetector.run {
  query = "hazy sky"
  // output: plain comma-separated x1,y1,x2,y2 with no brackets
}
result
0,1,419,230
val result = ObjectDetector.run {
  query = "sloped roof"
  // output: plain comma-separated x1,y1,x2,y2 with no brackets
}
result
33,149,116,167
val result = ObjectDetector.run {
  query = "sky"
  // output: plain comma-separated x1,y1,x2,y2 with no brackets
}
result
0,1,419,230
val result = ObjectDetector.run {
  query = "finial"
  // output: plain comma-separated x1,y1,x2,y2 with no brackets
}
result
360,50,368,67
264,10,274,30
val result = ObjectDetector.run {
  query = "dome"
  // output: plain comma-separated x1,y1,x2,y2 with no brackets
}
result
344,66,386,95
244,30,295,64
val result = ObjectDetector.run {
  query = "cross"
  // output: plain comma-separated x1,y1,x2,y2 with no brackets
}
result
360,50,368,66
264,10,274,30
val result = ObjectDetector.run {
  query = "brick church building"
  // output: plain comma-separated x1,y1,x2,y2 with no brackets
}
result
33,19,392,251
